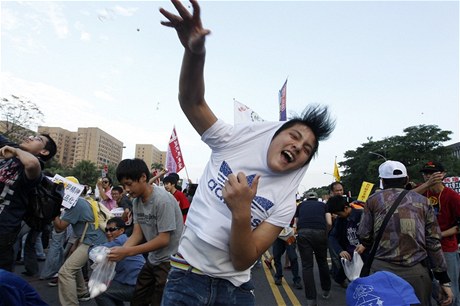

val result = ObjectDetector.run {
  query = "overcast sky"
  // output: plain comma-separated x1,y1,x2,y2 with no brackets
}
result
1,0,459,194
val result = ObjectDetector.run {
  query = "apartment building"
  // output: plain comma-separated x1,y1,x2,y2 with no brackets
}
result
37,126,77,167
38,126,123,168
135,144,166,169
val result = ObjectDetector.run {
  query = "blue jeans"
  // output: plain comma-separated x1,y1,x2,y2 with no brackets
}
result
444,252,460,306
273,238,301,283
297,228,331,300
161,267,255,306
95,280,135,306
40,229,66,279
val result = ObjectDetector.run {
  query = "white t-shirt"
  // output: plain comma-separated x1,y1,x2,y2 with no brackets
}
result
179,119,308,286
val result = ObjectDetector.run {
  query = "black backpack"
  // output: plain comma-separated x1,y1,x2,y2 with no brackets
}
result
23,176,65,231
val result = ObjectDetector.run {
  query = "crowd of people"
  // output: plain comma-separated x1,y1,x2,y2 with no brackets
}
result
0,0,458,306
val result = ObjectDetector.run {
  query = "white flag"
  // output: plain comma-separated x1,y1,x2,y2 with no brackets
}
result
234,100,265,124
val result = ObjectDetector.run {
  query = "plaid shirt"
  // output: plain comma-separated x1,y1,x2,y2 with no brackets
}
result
358,188,447,273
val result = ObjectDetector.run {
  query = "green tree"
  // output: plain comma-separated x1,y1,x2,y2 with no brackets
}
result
106,163,119,186
0,95,44,142
44,159,72,177
304,186,330,200
70,160,99,186
341,125,459,196
151,162,164,171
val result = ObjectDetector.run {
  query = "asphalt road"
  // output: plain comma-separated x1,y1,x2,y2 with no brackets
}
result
15,250,349,306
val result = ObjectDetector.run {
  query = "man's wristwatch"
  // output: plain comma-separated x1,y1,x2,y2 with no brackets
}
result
441,283,452,287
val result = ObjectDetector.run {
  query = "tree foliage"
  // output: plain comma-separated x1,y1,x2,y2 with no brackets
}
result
0,95,44,143
340,125,459,196
151,162,164,170
70,160,99,186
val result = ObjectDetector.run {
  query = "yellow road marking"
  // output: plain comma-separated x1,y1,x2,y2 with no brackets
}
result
262,251,302,306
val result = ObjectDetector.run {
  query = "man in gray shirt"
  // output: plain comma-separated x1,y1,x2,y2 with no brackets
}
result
109,158,184,306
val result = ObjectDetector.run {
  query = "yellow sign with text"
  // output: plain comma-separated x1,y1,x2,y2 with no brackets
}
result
357,181,374,202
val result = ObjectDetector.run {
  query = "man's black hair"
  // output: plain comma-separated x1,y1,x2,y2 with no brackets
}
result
40,134,57,161
272,104,336,164
327,195,349,214
329,181,343,193
107,217,126,229
116,158,151,182
112,186,124,193
382,177,408,189
163,175,178,186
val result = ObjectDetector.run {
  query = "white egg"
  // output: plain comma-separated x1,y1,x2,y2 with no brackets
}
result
96,254,104,263
90,287,100,298
99,283,107,292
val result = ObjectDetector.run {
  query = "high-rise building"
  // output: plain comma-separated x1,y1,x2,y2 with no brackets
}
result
37,126,77,167
135,144,166,169
74,127,123,168
38,126,123,168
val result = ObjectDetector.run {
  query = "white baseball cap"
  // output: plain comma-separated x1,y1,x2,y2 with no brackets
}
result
378,160,407,179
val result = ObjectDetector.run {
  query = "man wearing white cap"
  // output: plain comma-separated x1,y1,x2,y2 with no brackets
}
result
358,160,453,305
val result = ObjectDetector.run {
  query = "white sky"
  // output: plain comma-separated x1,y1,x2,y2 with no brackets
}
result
1,1,459,194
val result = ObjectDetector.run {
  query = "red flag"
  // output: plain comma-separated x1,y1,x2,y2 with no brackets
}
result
166,127,185,174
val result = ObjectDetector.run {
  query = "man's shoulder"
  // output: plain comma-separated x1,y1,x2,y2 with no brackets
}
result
152,185,176,202
442,186,460,198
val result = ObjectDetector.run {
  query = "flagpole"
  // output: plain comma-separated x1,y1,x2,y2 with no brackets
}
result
184,165,190,182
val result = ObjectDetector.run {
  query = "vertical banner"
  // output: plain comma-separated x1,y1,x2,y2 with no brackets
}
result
279,79,287,121
234,100,264,124
333,159,341,182
357,181,374,202
166,127,185,174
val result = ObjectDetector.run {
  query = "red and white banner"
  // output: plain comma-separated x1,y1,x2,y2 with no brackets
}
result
166,127,185,174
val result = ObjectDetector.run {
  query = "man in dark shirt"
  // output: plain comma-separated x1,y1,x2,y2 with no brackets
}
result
295,191,331,306
328,196,367,286
0,134,56,272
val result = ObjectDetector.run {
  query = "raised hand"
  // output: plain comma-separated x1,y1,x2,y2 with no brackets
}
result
160,0,211,54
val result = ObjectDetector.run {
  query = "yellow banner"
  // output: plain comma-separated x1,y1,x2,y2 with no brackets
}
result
357,181,374,202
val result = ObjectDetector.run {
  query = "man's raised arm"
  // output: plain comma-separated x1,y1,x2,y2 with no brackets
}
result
160,0,217,136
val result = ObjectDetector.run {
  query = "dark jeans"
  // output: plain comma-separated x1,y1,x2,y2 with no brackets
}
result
273,238,301,283
161,267,255,306
131,261,171,306
329,243,347,284
95,280,135,306
24,228,40,275
0,227,21,271
297,228,331,300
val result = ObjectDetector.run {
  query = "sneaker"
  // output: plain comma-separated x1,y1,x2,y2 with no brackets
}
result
48,277,58,287
78,292,91,302
322,290,330,299
263,259,273,269
274,278,282,286
21,271,35,277
293,281,303,290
